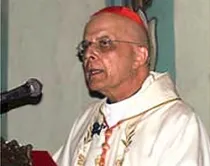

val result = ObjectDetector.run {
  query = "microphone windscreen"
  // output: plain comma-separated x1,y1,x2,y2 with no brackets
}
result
27,78,43,97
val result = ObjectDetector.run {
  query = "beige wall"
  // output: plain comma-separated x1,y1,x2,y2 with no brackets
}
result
7,0,104,154
174,0,210,134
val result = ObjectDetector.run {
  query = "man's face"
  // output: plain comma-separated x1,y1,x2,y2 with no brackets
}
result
82,14,138,95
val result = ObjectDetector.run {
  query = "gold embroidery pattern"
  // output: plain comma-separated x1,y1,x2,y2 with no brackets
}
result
77,124,93,166
84,124,93,144
122,122,136,147
95,155,102,166
77,154,85,166
115,158,124,166
75,105,105,166
115,120,138,166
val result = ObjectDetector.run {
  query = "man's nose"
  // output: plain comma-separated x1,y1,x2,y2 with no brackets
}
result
84,45,99,62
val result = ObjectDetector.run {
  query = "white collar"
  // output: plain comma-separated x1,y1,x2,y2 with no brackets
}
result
101,72,179,128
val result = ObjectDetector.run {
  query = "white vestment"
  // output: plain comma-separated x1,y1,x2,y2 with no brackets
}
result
53,72,210,166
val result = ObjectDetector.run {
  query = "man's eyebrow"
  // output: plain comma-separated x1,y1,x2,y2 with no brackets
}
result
95,35,110,40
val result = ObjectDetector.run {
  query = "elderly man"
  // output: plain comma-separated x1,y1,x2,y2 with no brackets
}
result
53,6,210,166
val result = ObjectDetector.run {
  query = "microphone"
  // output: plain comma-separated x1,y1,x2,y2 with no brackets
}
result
0,78,43,105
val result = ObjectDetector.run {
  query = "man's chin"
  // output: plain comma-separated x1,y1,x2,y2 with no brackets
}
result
88,85,101,92
88,82,104,92
87,84,106,98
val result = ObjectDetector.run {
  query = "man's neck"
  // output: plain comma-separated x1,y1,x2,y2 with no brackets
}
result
105,70,150,103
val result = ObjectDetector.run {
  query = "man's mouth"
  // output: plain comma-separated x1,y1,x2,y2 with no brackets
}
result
86,68,104,78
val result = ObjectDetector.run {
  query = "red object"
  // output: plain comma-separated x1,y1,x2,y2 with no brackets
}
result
92,6,146,29
32,151,57,166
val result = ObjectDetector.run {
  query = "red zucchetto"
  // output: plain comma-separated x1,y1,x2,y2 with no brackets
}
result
91,6,148,30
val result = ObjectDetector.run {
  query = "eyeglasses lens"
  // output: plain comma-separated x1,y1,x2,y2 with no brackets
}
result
77,38,117,60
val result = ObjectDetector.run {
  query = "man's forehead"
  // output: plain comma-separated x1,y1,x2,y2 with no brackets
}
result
84,13,126,37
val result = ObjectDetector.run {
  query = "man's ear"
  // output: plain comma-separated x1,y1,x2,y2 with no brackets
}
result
132,46,149,69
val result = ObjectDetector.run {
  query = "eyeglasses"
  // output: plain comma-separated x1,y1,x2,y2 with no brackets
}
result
76,36,143,61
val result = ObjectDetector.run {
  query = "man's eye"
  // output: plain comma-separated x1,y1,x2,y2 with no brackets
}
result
99,39,111,47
